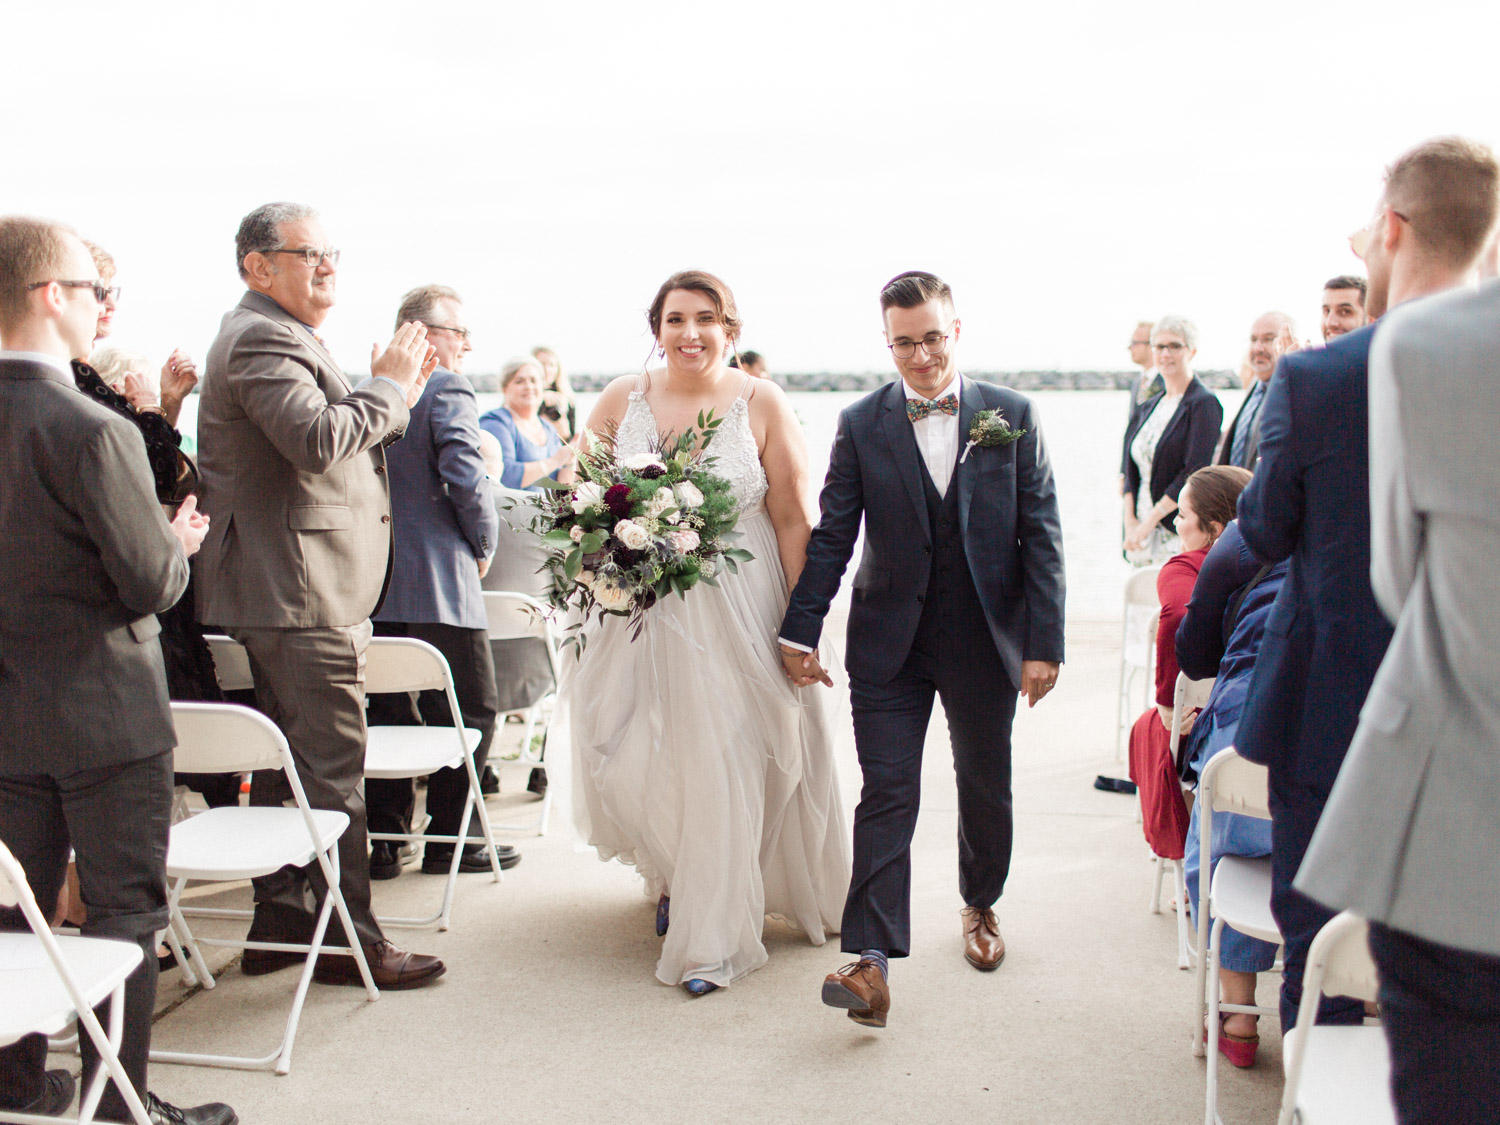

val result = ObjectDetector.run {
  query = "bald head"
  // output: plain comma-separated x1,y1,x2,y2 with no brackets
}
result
1248,311,1295,382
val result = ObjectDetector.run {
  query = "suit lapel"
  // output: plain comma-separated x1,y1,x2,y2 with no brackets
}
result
955,375,984,534
240,291,351,394
879,383,932,544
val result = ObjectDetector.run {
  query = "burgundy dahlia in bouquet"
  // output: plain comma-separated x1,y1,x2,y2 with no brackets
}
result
523,411,752,651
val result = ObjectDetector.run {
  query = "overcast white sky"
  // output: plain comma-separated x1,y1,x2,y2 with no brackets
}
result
8,0,1498,376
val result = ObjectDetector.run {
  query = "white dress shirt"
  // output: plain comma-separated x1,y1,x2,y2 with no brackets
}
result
903,375,962,497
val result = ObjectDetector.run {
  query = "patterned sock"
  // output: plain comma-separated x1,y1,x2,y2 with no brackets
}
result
860,949,889,980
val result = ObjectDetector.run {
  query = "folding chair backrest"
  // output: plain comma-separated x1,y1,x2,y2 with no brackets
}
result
1312,911,1381,1004
1203,747,1271,820
1124,566,1162,608
203,635,255,691
364,636,452,694
483,591,552,643
171,702,288,775
1169,673,1216,763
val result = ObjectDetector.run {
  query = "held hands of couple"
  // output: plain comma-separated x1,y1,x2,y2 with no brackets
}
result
371,321,439,408
780,644,833,688
170,495,210,558
1020,660,1061,708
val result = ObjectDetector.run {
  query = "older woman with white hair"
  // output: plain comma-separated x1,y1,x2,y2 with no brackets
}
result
479,356,577,491
1121,314,1224,564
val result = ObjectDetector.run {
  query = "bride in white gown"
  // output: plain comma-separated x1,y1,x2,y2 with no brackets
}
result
560,270,850,994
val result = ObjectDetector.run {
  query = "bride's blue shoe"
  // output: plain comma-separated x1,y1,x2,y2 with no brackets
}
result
683,979,719,996
656,894,670,937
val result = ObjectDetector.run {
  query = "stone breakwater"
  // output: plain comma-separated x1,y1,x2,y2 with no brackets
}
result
465,370,1239,393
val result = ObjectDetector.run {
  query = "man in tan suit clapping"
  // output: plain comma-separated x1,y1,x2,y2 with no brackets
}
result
196,202,444,989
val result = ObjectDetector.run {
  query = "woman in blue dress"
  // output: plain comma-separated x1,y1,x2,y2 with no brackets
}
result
1175,518,1289,1069
479,356,576,491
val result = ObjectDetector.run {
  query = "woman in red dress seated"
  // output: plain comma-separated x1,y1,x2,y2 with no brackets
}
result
1127,466,1252,859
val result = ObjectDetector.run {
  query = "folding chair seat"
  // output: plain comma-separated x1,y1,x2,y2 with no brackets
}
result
364,637,502,931
1148,671,1214,970
0,839,152,1124
482,591,561,835
1117,565,1162,759
152,702,377,1075
1192,746,1284,1125
1278,911,1394,1125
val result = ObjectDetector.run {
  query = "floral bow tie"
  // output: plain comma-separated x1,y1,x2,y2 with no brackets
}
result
906,393,958,423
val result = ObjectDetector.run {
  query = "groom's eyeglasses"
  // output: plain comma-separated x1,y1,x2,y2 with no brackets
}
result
888,328,953,360
25,279,112,303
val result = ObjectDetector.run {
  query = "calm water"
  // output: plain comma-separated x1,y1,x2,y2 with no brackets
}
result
177,385,1246,621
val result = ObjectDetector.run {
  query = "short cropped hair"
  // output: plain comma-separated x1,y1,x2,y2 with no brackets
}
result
1384,136,1500,267
1258,310,1297,337
0,216,76,333
235,202,317,280
879,270,953,312
395,284,460,332
1323,275,1368,303
1150,313,1199,351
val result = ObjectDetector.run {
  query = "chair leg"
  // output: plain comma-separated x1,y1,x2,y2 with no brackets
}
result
1174,861,1191,970
76,982,153,1125
1151,855,1165,914
168,877,215,990
1204,916,1227,1125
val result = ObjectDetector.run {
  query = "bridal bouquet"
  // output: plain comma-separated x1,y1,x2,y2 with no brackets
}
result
523,411,753,651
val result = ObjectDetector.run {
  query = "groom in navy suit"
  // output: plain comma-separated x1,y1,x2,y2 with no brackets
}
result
779,271,1065,1028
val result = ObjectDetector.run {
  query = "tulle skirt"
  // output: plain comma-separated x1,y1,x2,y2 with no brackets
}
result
559,508,850,987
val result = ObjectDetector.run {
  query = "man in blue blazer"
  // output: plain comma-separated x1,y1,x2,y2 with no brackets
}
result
1235,136,1498,1031
366,286,520,876
780,272,1065,1028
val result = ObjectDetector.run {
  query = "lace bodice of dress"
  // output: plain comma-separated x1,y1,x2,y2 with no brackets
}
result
616,389,769,513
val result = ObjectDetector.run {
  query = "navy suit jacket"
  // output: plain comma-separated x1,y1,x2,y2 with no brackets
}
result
374,367,498,631
780,377,1065,687
1233,326,1394,789
1121,377,1222,535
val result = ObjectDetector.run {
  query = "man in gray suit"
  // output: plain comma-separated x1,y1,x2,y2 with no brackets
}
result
196,202,444,989
1299,276,1500,1123
365,285,520,877
0,217,233,1124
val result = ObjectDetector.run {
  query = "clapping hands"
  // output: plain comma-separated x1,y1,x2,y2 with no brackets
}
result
371,321,438,408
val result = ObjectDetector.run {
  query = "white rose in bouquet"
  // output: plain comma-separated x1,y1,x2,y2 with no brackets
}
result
623,453,667,474
594,579,634,612
569,525,585,542
669,528,700,553
614,519,651,551
571,481,604,514
578,569,596,589
673,481,704,509
647,488,675,518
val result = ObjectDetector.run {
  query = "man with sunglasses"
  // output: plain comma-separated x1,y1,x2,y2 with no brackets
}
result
195,202,448,990
1234,137,1500,1040
780,271,1065,1028
0,216,234,1123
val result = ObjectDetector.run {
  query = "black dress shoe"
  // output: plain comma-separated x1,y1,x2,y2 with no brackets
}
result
479,765,500,795
240,947,307,976
421,844,520,874
146,1091,238,1124
526,767,548,796
369,840,403,881
4,1069,74,1116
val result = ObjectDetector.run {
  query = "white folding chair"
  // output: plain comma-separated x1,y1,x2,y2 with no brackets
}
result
483,591,561,835
1278,912,1394,1125
1192,746,1283,1125
0,839,152,1125
1117,566,1162,759
153,702,378,1075
364,637,502,930
1150,672,1215,971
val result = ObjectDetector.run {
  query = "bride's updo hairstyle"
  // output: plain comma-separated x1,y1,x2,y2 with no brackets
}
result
647,270,743,344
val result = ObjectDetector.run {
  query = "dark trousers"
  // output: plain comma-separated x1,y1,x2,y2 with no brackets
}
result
1268,771,1363,1029
0,751,172,1121
1368,922,1500,1125
842,638,1016,959
232,621,382,948
366,622,498,857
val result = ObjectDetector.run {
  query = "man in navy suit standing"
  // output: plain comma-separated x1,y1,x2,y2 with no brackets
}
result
365,285,520,877
779,272,1065,1028
1234,136,1500,1032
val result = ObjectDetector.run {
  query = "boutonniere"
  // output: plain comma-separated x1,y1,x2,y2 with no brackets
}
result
959,409,1026,463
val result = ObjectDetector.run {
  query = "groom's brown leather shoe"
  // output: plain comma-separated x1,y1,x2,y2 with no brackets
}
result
962,906,1006,971
821,959,890,1028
